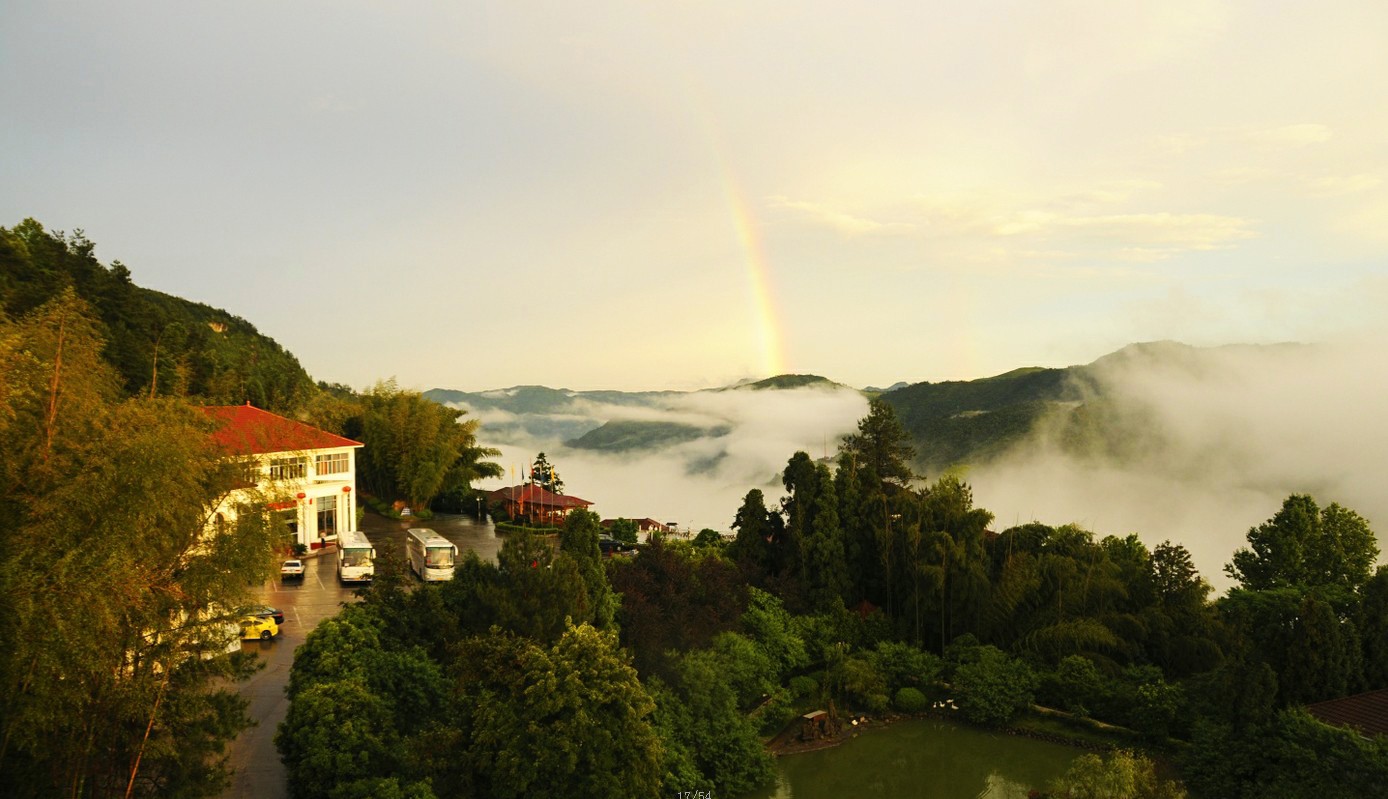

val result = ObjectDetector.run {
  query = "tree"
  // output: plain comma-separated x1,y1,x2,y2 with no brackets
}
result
1357,567,1388,689
452,624,662,799
1226,494,1379,594
653,650,775,795
692,527,722,547
609,539,747,677
740,587,809,679
559,509,618,629
951,645,1038,726
823,643,890,713
840,397,916,487
2,220,316,411
356,380,500,511
1049,750,1187,799
1050,655,1105,717
1184,709,1388,799
530,451,563,493
609,517,640,545
782,453,850,609
0,294,281,797
867,640,942,694
728,488,782,579
1280,593,1360,704
1151,541,1209,612
490,531,594,642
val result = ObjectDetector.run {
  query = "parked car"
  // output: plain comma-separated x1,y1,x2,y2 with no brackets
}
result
280,559,304,579
253,605,284,626
598,537,635,557
240,615,278,641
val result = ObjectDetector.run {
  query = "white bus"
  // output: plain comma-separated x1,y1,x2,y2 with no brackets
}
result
406,527,457,582
337,529,376,583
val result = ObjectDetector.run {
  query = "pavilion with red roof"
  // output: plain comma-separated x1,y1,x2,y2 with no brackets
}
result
487,483,594,527
202,403,363,551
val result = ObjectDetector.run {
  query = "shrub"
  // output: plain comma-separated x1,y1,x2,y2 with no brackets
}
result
789,675,819,699
757,689,800,735
827,651,889,714
953,646,1038,726
692,528,723,547
869,641,942,693
1049,749,1186,799
1049,654,1104,717
894,687,928,713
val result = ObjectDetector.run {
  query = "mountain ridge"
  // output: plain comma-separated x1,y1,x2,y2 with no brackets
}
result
427,341,1306,472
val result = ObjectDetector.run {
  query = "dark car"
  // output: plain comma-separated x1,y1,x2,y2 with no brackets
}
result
598,537,634,557
254,606,284,627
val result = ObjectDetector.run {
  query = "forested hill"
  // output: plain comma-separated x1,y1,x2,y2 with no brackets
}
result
431,343,1306,474
879,365,1077,472
1,219,314,411
880,341,1310,474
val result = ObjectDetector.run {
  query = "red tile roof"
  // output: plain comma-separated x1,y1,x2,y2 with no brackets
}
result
1306,689,1388,738
202,404,362,455
488,484,593,509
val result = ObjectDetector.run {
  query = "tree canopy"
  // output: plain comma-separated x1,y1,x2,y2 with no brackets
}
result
355,379,501,511
1226,493,1379,593
840,397,916,487
1,219,314,410
0,291,279,797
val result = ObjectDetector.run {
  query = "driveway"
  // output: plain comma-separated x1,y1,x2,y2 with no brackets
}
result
219,512,500,798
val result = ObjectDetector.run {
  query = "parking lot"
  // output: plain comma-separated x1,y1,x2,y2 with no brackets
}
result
219,512,501,799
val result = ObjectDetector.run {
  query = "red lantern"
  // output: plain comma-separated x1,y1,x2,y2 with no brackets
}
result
296,492,306,499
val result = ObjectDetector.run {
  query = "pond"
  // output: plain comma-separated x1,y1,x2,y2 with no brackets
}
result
741,718,1081,799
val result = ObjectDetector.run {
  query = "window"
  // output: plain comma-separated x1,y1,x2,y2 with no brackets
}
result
317,494,338,536
269,456,306,480
315,451,349,476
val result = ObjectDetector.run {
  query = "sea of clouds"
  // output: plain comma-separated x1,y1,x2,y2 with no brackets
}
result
453,339,1388,591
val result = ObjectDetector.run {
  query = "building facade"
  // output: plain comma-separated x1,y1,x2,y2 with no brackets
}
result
202,404,363,550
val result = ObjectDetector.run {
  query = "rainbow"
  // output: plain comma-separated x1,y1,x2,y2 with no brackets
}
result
722,171,788,378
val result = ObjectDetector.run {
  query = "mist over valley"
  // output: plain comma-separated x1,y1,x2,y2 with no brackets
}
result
435,340,1387,589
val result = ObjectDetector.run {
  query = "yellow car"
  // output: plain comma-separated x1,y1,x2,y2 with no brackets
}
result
239,615,279,641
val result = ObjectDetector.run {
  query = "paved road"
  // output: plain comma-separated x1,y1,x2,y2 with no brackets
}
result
219,512,500,799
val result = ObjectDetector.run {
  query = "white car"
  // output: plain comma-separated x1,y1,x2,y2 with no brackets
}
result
280,559,304,579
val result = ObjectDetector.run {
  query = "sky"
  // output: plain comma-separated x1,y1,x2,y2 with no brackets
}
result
4,1,1387,392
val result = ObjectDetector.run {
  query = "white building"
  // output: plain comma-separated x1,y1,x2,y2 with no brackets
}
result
202,403,363,551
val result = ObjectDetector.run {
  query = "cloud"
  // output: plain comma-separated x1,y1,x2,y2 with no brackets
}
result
1051,212,1257,250
1309,173,1383,197
909,188,1257,261
1246,123,1334,149
972,339,1388,591
473,385,870,531
1210,166,1276,186
767,196,916,235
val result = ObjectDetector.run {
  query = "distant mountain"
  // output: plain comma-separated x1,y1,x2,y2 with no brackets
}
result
566,420,733,452
881,365,1077,472
423,385,682,444
0,219,314,411
430,344,1305,473
721,374,842,391
864,381,910,394
882,341,1311,474
424,373,846,451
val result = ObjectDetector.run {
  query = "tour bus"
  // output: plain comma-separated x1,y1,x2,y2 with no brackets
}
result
406,527,457,582
336,529,376,583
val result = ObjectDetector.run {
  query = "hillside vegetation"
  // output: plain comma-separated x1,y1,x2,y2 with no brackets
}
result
0,218,314,411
